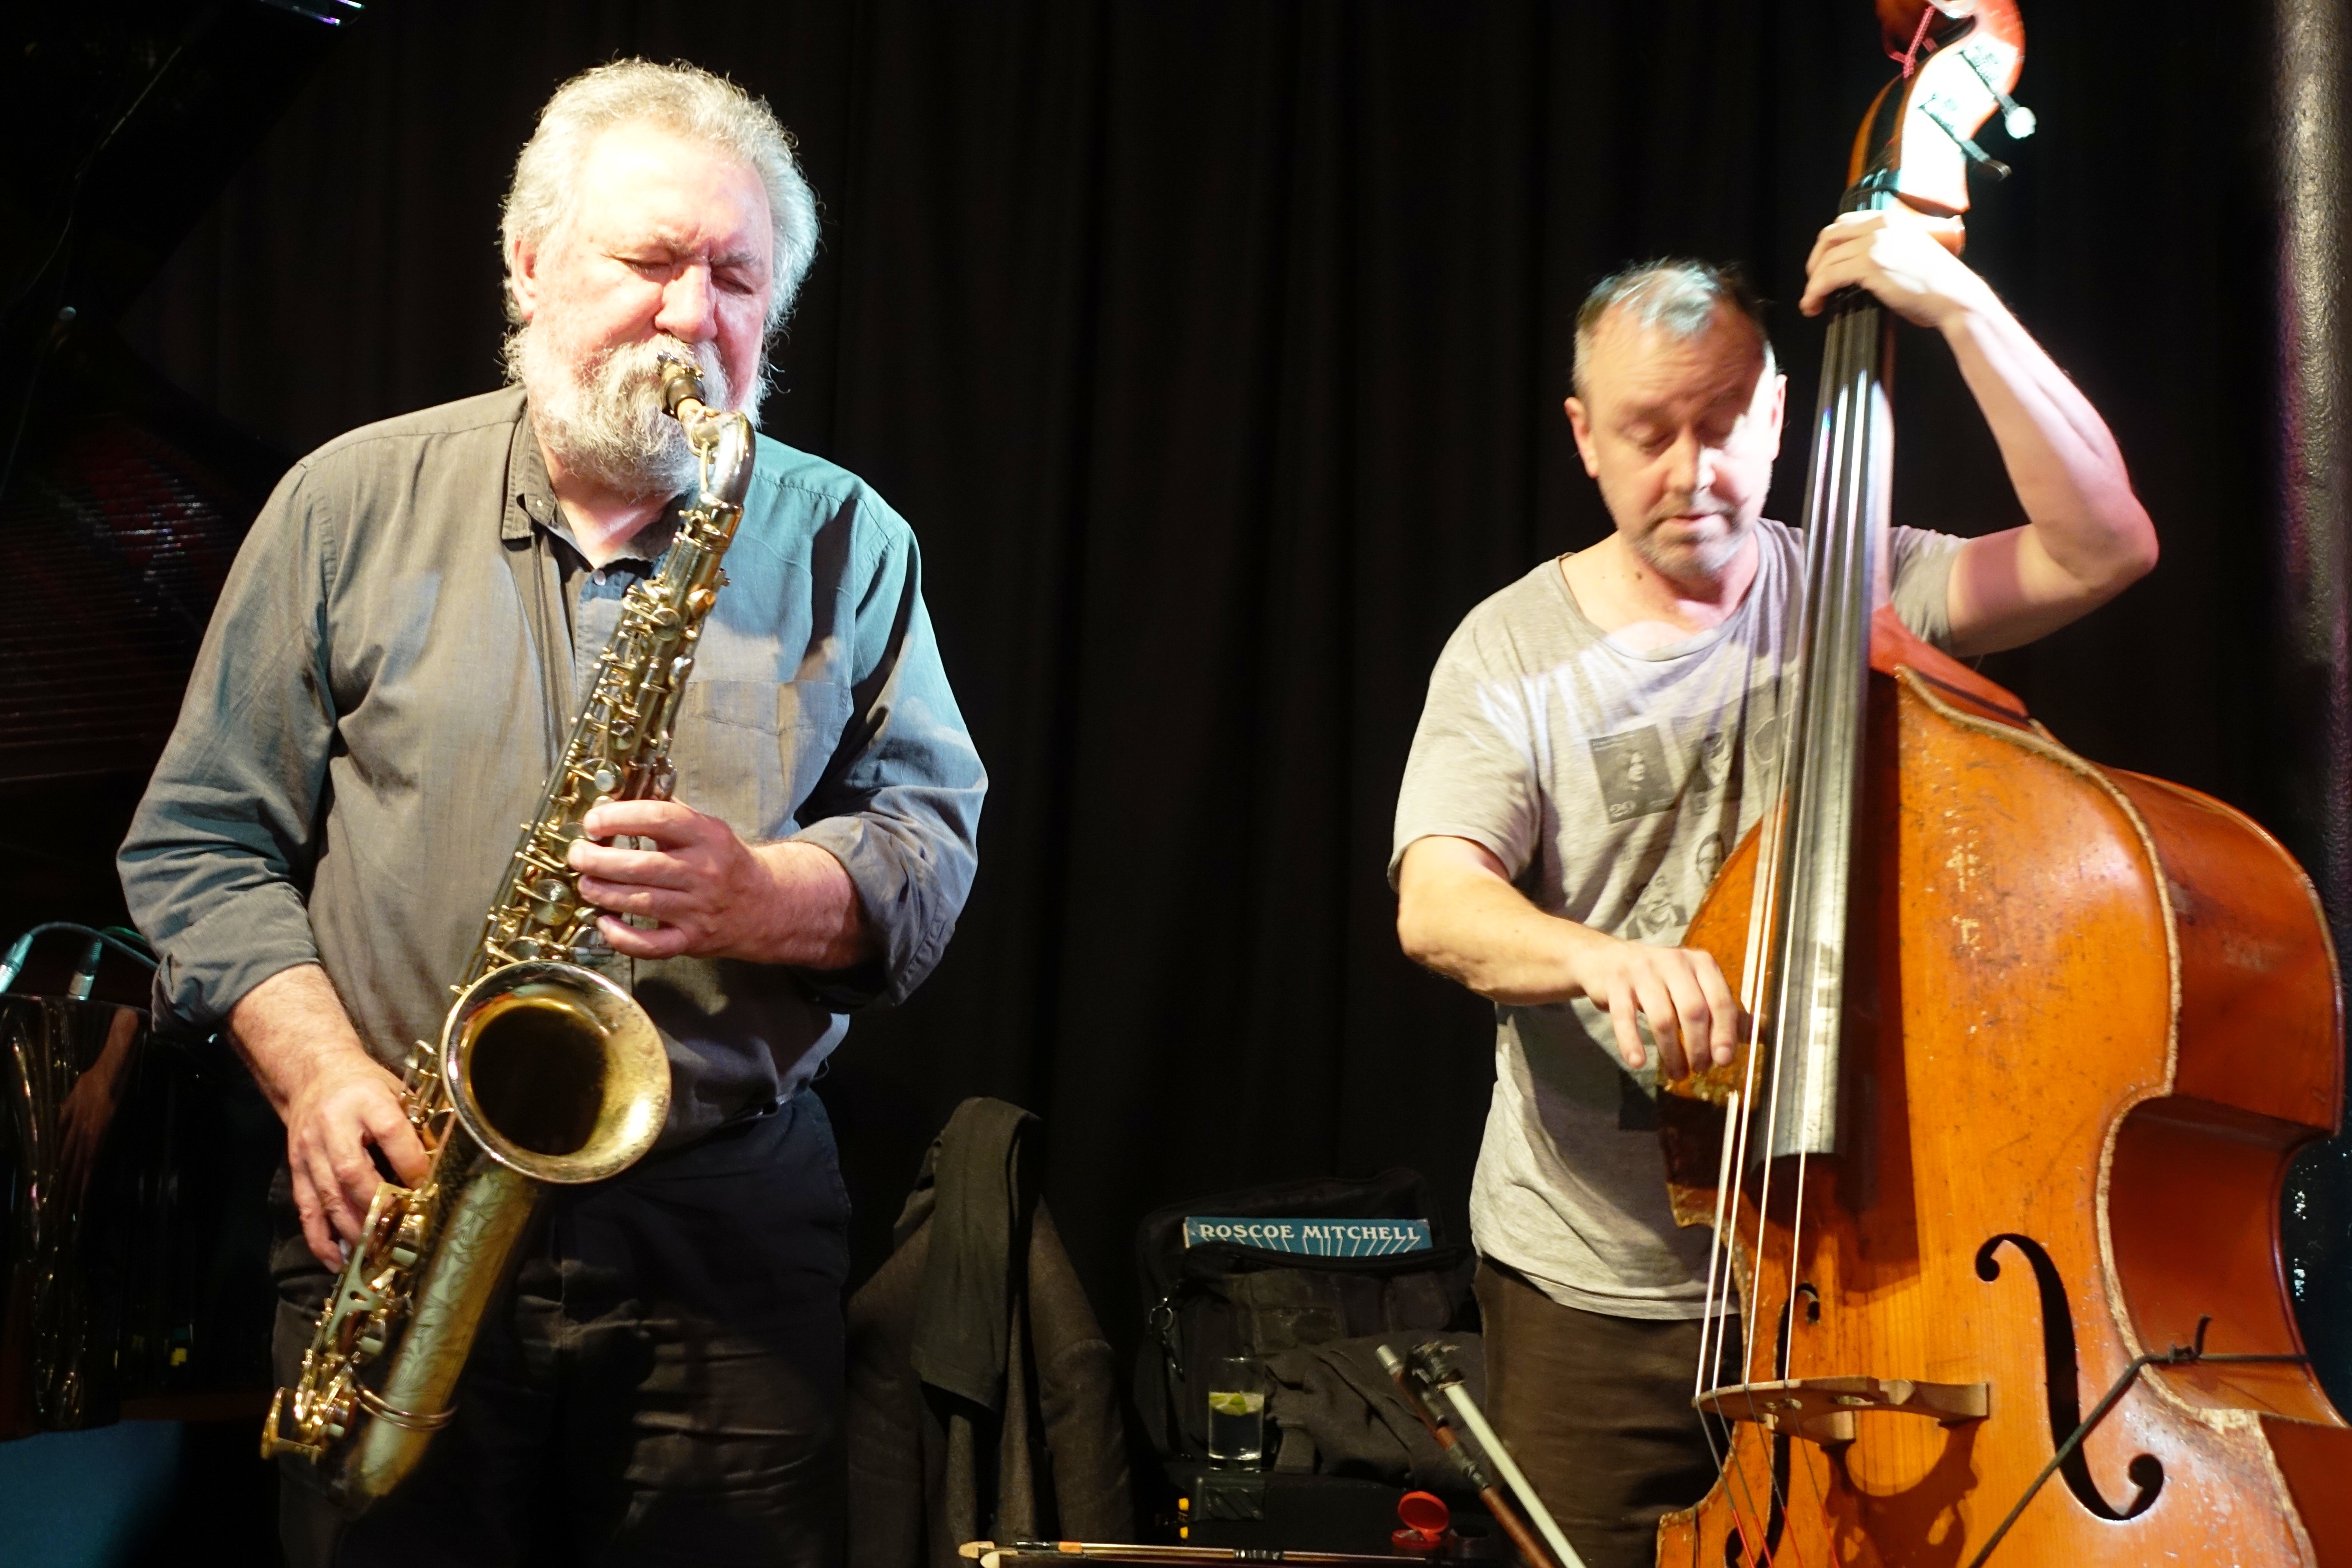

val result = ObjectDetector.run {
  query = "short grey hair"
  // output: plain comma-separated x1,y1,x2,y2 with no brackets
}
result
1571,260,1774,395
500,59,820,333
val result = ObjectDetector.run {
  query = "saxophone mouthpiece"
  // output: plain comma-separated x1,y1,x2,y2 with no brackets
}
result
655,355,707,418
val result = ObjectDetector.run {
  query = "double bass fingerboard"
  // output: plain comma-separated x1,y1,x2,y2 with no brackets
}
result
1760,190,1900,1161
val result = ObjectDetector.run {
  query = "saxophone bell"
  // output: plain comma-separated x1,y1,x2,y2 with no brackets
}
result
444,961,668,1185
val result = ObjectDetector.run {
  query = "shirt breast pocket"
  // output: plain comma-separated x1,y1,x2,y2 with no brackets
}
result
670,678,852,840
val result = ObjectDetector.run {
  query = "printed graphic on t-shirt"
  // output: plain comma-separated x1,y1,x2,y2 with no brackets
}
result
1692,729,1733,794
1693,831,1727,887
1621,874,1687,942
1590,726,1676,822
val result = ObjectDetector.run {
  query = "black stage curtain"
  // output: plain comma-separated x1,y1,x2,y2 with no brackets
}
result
119,2,2292,1365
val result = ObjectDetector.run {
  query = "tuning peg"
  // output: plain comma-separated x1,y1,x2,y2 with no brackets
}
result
1960,51,2037,139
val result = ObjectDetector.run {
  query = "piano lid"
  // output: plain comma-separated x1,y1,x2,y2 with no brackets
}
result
0,3,355,787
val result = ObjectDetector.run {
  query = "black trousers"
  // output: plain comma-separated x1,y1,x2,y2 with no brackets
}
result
1473,1261,1727,1568
272,1090,851,1568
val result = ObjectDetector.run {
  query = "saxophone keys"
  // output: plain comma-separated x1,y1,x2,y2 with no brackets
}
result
259,1387,326,1461
320,1381,355,1442
359,1190,394,1243
530,878,574,927
259,1387,288,1458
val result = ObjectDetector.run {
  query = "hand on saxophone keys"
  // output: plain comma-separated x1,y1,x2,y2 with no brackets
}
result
286,1057,432,1272
567,798,772,961
569,798,879,971
229,964,433,1270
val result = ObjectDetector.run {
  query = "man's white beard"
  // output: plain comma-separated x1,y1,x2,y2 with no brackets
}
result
506,320,767,501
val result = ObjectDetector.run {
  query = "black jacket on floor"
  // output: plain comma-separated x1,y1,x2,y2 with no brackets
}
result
845,1097,1133,1566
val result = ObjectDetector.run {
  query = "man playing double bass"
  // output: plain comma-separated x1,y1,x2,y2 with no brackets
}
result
1390,209,2158,1568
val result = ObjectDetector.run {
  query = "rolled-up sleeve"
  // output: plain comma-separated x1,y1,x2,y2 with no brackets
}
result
790,502,985,1008
118,460,339,1033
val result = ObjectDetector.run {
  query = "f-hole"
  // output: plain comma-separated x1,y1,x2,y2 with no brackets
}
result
1784,1280,1822,1369
1975,1234,2164,1521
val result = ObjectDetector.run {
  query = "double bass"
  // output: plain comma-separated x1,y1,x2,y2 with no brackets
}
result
1657,3,2352,1562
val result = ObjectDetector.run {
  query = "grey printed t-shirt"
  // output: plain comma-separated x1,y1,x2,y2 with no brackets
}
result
1390,518,1964,1319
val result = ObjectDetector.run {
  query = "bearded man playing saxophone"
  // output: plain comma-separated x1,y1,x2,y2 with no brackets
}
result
119,60,985,1565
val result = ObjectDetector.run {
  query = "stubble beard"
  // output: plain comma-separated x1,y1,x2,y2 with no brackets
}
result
505,315,769,501
1629,504,1753,589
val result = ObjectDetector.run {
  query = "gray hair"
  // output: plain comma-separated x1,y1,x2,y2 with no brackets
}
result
500,59,820,333
1571,260,1774,395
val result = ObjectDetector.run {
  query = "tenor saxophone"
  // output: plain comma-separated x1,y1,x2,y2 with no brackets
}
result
259,358,755,1511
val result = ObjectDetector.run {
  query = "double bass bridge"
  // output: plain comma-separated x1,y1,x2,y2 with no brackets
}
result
1696,1376,1990,1449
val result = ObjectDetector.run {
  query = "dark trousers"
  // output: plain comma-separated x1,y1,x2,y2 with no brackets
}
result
271,1090,851,1568
1473,1261,1724,1568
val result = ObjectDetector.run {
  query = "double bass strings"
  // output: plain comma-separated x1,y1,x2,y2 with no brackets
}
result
1691,288,1888,1559
1727,298,1884,1559
1690,338,1833,1533
1783,295,1890,1548
1698,778,1788,1400
1717,348,1840,1379
1687,328,1842,1557
1697,669,1794,1398
1779,296,1882,1386
1778,311,1865,1389
1741,345,1840,1395
1698,787,1790,1400
1696,1087,1745,1404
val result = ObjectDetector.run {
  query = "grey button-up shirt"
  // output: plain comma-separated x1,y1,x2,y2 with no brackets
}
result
119,387,985,1145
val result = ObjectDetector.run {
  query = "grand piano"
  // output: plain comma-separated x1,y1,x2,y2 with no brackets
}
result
0,1,356,1440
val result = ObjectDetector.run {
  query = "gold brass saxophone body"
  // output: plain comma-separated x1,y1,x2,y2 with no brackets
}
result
259,358,756,1510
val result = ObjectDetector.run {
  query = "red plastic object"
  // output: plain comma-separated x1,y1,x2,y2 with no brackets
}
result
1391,1491,1453,1556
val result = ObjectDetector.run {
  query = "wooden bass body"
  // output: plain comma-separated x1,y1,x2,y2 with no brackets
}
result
1658,612,2352,1565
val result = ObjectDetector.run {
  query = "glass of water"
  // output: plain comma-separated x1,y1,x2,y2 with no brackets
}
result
1205,1356,1268,1469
